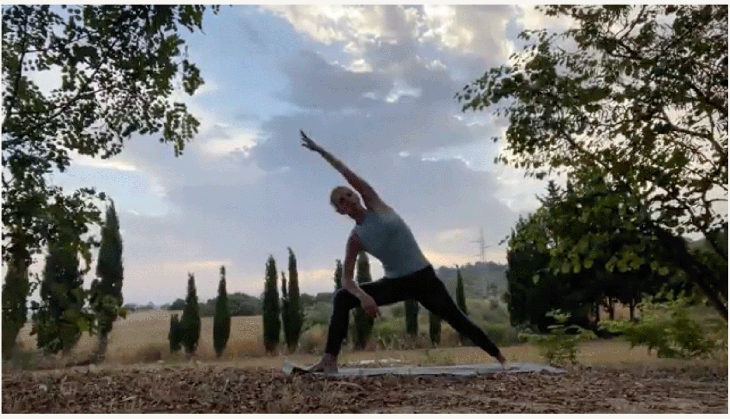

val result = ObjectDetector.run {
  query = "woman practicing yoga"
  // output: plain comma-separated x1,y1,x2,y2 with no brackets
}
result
300,130,508,373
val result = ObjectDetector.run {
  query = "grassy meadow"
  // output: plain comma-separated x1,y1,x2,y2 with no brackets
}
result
12,297,727,371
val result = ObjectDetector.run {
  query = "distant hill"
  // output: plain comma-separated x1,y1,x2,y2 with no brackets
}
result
435,261,508,300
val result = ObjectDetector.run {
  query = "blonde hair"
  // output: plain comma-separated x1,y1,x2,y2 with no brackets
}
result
330,186,355,208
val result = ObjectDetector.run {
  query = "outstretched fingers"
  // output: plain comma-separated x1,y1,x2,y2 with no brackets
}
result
300,129,319,151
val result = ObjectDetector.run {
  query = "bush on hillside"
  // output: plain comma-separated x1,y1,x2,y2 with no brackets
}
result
522,310,595,365
601,292,719,359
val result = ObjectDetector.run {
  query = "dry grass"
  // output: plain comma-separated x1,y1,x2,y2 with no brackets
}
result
13,308,727,371
16,310,267,365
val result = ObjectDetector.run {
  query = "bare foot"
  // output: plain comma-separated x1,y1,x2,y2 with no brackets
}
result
496,353,515,370
307,354,338,374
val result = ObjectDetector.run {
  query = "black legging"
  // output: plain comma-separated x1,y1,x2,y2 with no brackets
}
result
325,265,502,357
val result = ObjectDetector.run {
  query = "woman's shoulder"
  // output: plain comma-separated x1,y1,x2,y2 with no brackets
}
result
369,200,394,215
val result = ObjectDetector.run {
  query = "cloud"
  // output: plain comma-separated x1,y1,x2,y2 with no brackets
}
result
421,5,516,60
71,152,139,172
278,49,392,110
178,260,233,270
263,6,421,47
42,6,566,305
436,228,472,243
297,268,337,294
198,123,259,158
514,5,579,32
264,5,519,72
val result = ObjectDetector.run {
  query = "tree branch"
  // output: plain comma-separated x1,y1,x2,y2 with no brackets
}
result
3,9,30,131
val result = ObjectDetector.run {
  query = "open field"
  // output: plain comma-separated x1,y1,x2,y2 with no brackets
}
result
15,310,267,364
13,306,690,367
5,308,728,413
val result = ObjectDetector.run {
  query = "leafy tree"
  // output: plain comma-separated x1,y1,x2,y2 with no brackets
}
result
287,247,302,353
333,259,343,291
262,256,280,354
505,225,555,333
1,5,218,356
352,252,374,350
508,175,701,332
168,298,186,311
180,273,201,355
505,180,673,332
213,266,230,358
458,5,727,319
89,201,125,361
602,292,718,359
168,313,182,353
2,260,32,359
227,293,262,316
280,271,292,352
404,300,419,337
524,310,596,366
429,311,441,345
32,239,85,354
4,187,99,358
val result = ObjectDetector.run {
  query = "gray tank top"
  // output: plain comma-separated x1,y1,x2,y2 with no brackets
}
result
352,208,430,278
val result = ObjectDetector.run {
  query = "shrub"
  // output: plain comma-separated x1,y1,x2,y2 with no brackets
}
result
429,311,441,345
168,314,182,353
404,300,419,336
303,302,333,329
299,324,327,354
390,305,405,318
479,322,521,347
601,292,718,359
522,310,595,365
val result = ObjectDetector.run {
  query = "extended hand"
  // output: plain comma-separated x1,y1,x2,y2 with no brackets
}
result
360,294,381,318
300,130,321,152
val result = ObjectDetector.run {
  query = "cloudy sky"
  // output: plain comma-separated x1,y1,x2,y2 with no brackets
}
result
44,5,571,306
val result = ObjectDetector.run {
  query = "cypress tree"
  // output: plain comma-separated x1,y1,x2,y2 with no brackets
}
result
262,256,280,354
90,201,124,360
405,300,419,336
280,271,292,353
352,252,374,350
34,240,84,354
180,273,201,355
213,266,231,358
429,311,441,345
333,259,343,291
169,314,182,353
287,248,302,352
455,266,469,345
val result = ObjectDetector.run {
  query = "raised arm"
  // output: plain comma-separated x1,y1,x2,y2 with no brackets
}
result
300,130,385,211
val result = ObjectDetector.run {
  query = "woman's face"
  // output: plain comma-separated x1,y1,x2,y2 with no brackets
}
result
331,187,359,215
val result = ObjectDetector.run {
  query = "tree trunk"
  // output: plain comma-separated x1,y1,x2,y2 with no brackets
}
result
629,299,636,321
608,297,615,320
93,333,109,363
1,245,32,360
651,224,728,320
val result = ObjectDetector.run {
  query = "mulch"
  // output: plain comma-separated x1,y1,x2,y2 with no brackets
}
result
2,363,727,413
